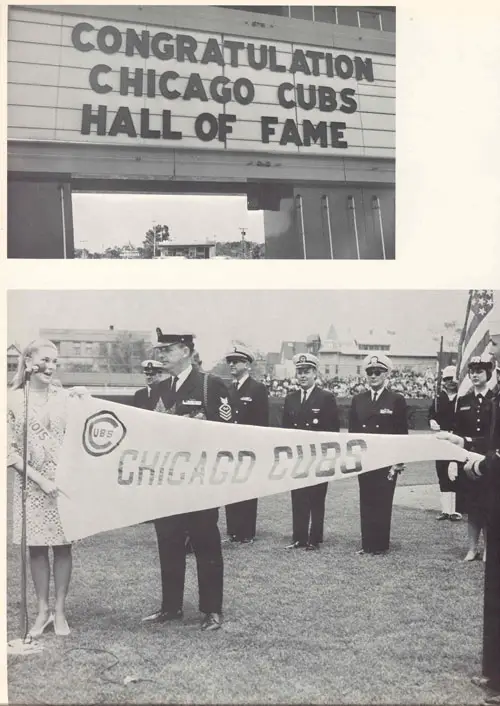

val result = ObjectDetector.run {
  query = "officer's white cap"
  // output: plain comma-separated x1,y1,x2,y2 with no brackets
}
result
362,353,393,373
141,359,164,371
442,365,457,380
293,353,319,369
225,344,254,363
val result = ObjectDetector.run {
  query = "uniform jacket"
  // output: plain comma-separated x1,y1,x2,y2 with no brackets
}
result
230,376,269,427
151,367,233,423
455,389,495,455
348,387,408,435
133,386,157,411
428,391,457,432
282,385,340,433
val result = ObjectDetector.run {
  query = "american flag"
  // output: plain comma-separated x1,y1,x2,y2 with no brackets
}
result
457,290,495,396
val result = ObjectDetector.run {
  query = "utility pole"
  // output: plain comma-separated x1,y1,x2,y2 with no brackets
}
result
239,227,247,259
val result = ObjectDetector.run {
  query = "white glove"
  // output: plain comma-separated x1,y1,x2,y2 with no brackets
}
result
429,419,440,432
388,463,405,480
436,431,465,448
464,458,482,480
447,462,458,481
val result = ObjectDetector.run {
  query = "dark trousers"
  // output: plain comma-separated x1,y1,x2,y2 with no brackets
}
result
225,499,258,540
435,460,457,493
291,483,328,546
154,508,223,615
435,461,465,513
483,518,500,688
358,468,397,552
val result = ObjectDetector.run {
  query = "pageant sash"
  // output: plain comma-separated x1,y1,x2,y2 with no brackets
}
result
56,396,482,541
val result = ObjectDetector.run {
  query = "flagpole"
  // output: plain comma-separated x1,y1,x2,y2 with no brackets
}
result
456,290,473,375
435,336,444,414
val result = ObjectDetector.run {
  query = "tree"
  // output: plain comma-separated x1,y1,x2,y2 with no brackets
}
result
140,224,171,259
215,241,264,259
103,246,124,259
102,332,150,373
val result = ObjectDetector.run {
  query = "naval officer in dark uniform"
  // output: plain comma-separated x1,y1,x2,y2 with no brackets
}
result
348,354,408,555
283,353,340,550
133,359,166,411
455,356,495,562
428,365,462,521
142,329,233,632
224,344,269,544
439,325,500,705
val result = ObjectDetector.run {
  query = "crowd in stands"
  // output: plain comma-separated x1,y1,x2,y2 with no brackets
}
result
262,368,437,399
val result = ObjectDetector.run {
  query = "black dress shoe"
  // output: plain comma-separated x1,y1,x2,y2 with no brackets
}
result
201,613,222,631
142,609,183,624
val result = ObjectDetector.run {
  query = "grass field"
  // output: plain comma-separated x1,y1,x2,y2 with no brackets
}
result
6,459,488,705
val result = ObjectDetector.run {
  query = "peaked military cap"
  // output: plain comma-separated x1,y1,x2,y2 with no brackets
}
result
442,365,457,380
362,353,393,373
225,344,255,364
154,328,194,348
468,356,493,371
293,353,319,369
141,359,164,373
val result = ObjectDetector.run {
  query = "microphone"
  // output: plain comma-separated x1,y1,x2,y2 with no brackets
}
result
26,363,47,375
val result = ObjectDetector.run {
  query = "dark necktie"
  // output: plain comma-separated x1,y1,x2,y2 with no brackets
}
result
372,392,378,403
171,376,179,392
301,391,307,405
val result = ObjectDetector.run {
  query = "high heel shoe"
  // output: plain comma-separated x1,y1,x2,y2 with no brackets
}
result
463,550,480,562
28,613,54,638
54,614,70,636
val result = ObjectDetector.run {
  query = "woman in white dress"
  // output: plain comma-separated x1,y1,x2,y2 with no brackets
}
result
8,339,73,637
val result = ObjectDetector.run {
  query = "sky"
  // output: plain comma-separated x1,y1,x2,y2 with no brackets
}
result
72,194,265,251
7,290,479,368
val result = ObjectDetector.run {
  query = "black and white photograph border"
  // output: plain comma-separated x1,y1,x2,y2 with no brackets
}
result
7,4,395,260
5,289,500,704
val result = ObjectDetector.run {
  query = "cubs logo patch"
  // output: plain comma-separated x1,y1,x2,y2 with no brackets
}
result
82,410,127,457
219,397,232,421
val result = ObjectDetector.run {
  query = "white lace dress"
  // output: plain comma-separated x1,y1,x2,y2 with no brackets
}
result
7,385,70,546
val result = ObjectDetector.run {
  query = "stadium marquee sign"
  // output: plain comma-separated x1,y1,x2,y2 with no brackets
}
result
8,8,395,156
74,22,375,150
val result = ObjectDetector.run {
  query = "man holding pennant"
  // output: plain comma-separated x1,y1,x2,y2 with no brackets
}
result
143,329,233,632
428,365,462,521
283,353,340,550
349,354,408,555
224,343,269,544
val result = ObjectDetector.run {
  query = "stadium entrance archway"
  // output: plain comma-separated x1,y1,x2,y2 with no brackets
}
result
7,4,395,259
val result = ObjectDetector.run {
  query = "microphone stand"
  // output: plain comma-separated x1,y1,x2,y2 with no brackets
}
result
8,370,44,655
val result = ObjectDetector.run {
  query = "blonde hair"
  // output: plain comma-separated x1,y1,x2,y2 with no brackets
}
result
11,338,58,390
